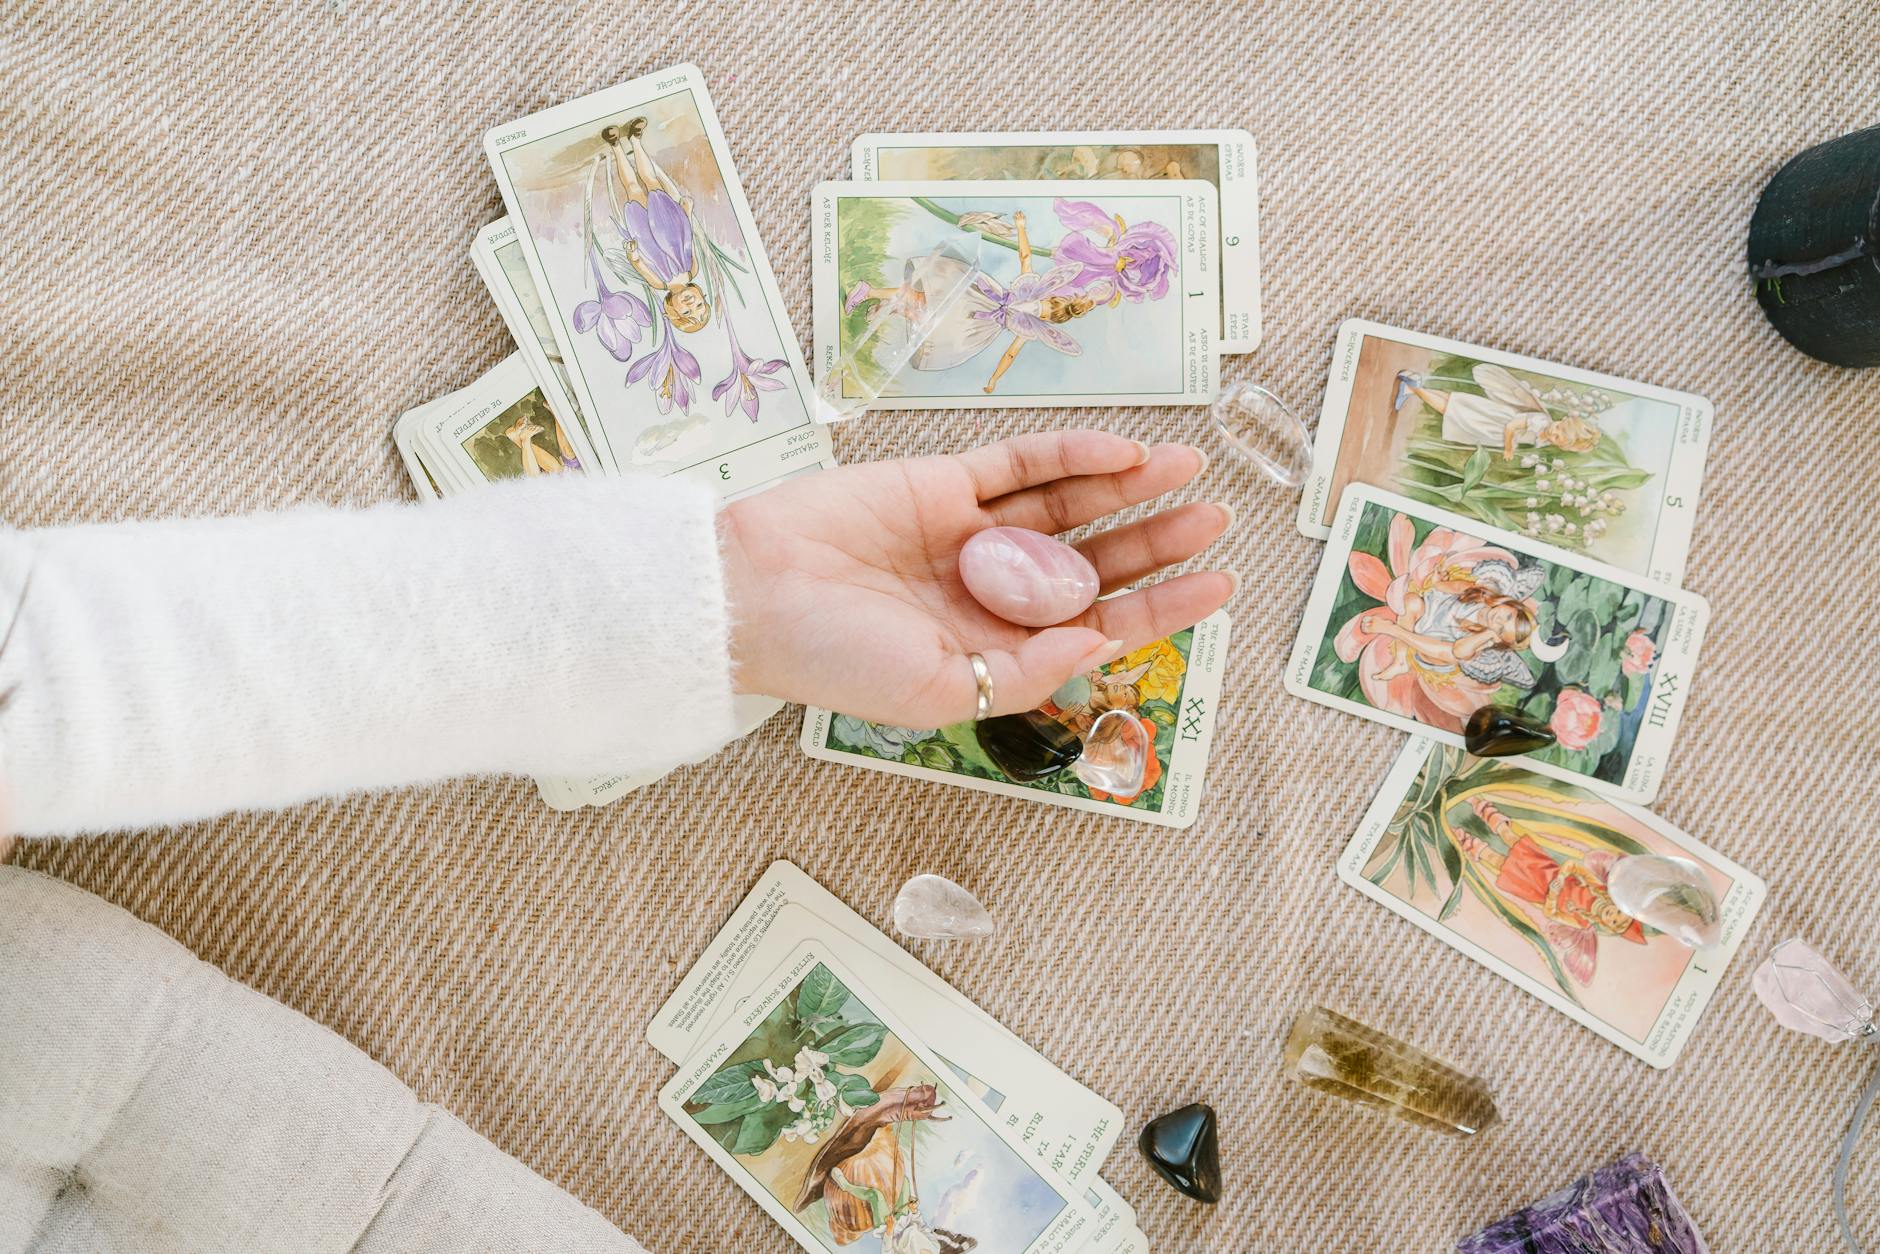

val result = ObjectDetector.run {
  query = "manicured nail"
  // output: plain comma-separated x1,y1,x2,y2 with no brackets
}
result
1214,502,1237,531
1081,637,1127,669
1192,445,1210,475
1131,440,1153,465
1221,570,1241,597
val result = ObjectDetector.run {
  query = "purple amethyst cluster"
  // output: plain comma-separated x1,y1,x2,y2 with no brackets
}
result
1456,1153,1707,1254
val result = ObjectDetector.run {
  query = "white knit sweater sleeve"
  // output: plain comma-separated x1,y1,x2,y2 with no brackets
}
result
0,475,739,836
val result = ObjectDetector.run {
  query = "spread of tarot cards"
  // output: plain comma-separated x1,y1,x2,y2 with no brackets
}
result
1281,321,1768,1067
653,862,1149,1254
388,63,1261,815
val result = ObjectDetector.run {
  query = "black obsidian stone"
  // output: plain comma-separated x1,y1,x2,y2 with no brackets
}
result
1138,1102,1221,1204
974,711,1080,781
1464,705,1556,758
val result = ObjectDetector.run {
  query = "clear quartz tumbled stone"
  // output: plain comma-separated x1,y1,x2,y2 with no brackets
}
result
1752,938,1876,1043
891,874,996,942
1070,709,1150,797
1210,381,1312,488
1607,854,1722,949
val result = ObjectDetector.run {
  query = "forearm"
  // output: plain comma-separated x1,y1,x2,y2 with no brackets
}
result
0,476,737,836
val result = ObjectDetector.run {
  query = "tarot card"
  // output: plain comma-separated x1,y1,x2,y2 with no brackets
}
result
660,942,1100,1254
419,354,590,489
1339,737,1765,1068
1298,319,1712,586
853,129,1261,352
1285,486,1708,806
391,397,444,501
484,63,836,489
649,863,1125,1190
801,615,1230,828
812,179,1219,409
470,216,605,470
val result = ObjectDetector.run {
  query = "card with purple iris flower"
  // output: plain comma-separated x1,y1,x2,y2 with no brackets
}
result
813,180,1220,409
853,129,1261,352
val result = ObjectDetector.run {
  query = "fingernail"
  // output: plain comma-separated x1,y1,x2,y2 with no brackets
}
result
1214,502,1237,531
1131,440,1152,465
1193,445,1210,475
1080,637,1127,669
1221,570,1242,597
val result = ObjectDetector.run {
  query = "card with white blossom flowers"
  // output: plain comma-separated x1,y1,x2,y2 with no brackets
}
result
812,179,1219,408
1299,320,1711,585
484,63,837,491
660,942,1101,1254
1286,485,1709,806
1339,736,1765,1068
650,867,1126,1197
800,614,1230,829
852,128,1261,351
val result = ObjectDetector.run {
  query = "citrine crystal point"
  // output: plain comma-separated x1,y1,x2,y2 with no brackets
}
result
1464,704,1557,757
974,711,1081,781
1455,1152,1707,1253
1137,1102,1222,1204
1282,1006,1498,1136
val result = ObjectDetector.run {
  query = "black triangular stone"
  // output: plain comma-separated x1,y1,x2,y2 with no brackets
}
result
1463,705,1556,758
975,711,1082,781
1138,1102,1221,1204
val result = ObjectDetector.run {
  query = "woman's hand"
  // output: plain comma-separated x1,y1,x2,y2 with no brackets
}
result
721,430,1235,727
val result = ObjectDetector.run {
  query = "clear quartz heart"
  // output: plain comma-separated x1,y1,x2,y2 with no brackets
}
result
1607,854,1722,949
1752,938,1876,1043
891,874,996,941
1070,709,1150,796
1210,381,1312,488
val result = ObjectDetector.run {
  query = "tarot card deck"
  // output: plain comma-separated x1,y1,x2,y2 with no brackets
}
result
653,861,1150,1254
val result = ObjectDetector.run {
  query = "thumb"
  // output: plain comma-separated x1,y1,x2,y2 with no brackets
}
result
982,627,1121,718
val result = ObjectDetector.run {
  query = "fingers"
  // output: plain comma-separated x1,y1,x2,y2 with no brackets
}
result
983,443,1206,535
1076,501,1234,595
961,626,1117,721
957,430,1150,501
1073,570,1239,653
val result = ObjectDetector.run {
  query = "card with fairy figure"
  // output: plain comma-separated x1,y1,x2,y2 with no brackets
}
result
660,944,1100,1254
1298,320,1712,586
1339,737,1765,1068
851,129,1261,351
484,63,836,489
801,615,1228,829
812,180,1219,409
1286,486,1708,806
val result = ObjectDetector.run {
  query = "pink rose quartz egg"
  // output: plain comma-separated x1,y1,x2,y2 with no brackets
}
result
958,526,1100,627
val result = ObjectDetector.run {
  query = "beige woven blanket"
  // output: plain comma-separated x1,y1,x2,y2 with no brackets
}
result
6,2,1878,1249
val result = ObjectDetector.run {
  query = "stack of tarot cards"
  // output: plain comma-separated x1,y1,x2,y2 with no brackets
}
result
650,861,1150,1254
1281,319,1767,1069
391,58,1264,819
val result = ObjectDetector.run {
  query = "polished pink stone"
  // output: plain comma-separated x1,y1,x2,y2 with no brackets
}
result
958,527,1100,627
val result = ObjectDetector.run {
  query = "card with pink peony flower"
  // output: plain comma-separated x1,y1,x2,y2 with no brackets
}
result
1286,485,1710,806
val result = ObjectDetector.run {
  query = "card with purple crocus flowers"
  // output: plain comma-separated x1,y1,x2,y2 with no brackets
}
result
484,63,836,492
812,179,1220,409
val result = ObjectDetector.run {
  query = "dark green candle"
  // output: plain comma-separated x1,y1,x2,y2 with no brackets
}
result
1748,125,1880,367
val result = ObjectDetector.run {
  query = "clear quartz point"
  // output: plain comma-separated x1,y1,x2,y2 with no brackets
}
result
1070,709,1150,796
1607,854,1722,949
891,874,996,941
1210,381,1312,488
1752,938,1876,1043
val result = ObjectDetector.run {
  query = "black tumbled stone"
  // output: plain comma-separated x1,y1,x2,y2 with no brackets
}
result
975,711,1081,781
1464,705,1556,758
1138,1102,1221,1204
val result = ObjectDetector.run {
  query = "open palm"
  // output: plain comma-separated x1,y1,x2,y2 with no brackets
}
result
722,430,1235,727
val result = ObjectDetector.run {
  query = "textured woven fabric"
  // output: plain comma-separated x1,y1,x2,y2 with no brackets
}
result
0,867,643,1253
3,2,1877,1250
